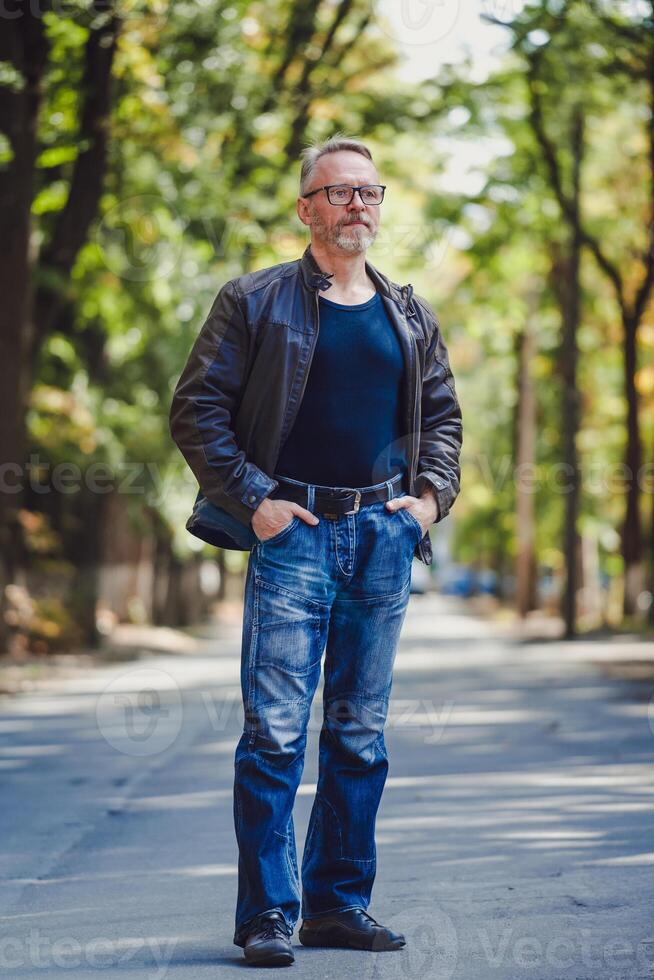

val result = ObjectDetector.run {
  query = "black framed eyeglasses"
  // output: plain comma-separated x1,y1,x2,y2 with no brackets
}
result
301,183,386,206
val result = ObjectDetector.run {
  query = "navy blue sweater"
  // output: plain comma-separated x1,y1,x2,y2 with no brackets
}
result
276,291,408,488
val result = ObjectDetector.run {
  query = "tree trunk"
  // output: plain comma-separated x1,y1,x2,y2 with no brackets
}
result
649,444,654,625
515,320,538,617
0,4,118,653
558,239,582,640
548,279,582,641
527,40,654,629
67,484,111,648
0,12,48,654
559,111,583,639
31,3,119,367
621,314,644,616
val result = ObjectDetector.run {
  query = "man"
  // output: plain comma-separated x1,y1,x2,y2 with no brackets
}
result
169,134,462,966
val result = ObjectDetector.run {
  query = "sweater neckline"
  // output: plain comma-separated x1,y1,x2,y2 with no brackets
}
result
318,291,380,312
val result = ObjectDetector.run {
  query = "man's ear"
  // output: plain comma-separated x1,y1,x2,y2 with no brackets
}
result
297,198,310,227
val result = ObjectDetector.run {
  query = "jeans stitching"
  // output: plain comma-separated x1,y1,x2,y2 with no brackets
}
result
252,695,311,711
373,728,388,761
273,829,301,899
333,578,411,603
256,603,322,631
325,690,389,708
330,519,352,578
246,554,261,748
287,814,300,882
253,576,330,611
234,780,242,825
256,650,323,674
255,742,308,770
312,790,343,859
252,579,324,673
303,795,320,861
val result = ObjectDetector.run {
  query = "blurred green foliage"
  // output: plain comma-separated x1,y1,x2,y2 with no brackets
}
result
3,0,652,645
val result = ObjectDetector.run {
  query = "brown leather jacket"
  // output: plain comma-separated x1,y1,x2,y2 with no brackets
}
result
169,244,462,565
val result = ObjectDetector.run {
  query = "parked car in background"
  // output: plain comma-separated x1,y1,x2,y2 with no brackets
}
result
439,564,499,598
409,560,432,594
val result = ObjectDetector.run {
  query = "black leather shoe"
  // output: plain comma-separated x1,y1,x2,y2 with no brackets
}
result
243,910,294,966
298,908,406,951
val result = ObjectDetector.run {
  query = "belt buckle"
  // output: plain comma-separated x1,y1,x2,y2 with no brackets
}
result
343,489,361,515
322,487,361,519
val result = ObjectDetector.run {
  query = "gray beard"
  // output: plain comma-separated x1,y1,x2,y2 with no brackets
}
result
310,207,378,253
333,225,377,252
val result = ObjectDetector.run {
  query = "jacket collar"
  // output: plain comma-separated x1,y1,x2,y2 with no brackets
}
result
298,242,390,297
298,243,415,316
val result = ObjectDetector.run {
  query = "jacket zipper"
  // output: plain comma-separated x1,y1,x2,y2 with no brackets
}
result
402,283,430,563
401,284,420,494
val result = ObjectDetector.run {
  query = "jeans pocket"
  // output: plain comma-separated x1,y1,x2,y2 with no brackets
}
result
254,579,323,674
398,505,424,542
259,515,300,546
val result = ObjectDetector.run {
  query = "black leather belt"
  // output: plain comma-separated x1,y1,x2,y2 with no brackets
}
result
271,472,406,520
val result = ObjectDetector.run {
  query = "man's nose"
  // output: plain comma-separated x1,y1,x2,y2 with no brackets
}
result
347,189,368,208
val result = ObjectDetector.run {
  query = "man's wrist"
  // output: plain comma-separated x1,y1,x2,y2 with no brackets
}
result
419,485,440,521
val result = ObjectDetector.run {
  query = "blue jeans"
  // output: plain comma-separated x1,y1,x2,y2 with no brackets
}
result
232,473,423,947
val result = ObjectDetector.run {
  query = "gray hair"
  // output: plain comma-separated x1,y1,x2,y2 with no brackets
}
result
299,132,375,195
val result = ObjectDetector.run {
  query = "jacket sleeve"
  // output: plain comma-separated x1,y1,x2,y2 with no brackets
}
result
169,279,278,524
413,302,463,524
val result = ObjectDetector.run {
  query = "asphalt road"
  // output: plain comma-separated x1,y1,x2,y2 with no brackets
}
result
1,594,653,979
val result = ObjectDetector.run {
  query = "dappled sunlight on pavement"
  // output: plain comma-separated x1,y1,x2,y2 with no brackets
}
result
0,593,652,978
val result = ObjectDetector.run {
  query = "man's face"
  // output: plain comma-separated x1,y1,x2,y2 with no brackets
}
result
297,150,382,254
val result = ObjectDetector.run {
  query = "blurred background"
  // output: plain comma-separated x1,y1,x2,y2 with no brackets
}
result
1,0,653,663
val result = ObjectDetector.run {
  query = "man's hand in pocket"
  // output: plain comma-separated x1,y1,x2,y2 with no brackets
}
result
384,489,438,537
251,497,319,542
